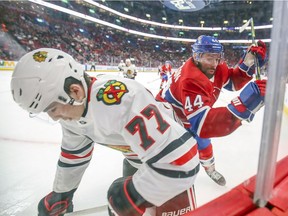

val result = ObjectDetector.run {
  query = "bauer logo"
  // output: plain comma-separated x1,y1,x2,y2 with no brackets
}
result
33,51,48,63
96,80,128,105
161,206,191,216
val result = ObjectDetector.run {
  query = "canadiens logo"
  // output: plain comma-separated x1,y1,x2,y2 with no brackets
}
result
96,80,128,105
33,51,48,62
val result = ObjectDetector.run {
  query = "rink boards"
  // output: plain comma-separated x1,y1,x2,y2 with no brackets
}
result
0,70,287,216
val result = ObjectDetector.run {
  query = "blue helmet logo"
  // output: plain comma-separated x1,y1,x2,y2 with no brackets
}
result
192,35,223,54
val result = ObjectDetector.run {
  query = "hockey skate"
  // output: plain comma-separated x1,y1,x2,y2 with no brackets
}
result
204,165,226,186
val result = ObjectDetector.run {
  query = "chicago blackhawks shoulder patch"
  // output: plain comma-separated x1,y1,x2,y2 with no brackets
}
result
96,80,128,105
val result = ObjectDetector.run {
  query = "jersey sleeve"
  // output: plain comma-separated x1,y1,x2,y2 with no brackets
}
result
198,107,242,138
53,124,94,193
221,63,253,91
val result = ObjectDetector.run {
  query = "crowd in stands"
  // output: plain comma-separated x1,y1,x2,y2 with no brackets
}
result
51,0,272,41
102,1,273,27
0,1,271,69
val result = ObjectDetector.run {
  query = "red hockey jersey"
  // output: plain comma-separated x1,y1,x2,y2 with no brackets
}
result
160,64,172,76
157,57,253,138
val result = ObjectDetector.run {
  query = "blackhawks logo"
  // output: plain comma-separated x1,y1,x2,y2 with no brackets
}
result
127,69,132,75
97,80,128,105
33,51,48,62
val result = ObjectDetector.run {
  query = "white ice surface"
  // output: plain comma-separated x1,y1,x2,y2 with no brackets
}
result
0,71,287,216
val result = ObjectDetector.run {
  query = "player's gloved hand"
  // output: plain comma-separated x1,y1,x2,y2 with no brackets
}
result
108,177,153,216
238,40,267,76
38,188,77,216
227,79,267,122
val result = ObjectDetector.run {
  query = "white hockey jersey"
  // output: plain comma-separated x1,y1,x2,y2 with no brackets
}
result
53,74,199,206
122,64,137,79
118,62,125,71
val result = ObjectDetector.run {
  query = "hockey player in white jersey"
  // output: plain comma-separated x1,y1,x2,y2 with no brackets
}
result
118,59,125,72
123,58,137,79
11,48,200,216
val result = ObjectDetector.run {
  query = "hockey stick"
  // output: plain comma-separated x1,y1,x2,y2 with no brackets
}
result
250,18,261,80
147,77,160,84
65,204,108,216
239,18,261,80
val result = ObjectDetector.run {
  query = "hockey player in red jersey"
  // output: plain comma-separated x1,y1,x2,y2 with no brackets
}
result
10,48,200,216
159,61,172,89
156,35,267,186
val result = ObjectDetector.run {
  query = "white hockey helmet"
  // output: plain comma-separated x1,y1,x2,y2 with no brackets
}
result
125,58,131,65
11,48,86,114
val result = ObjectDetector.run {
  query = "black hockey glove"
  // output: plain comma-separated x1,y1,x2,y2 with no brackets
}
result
38,188,77,216
108,177,153,216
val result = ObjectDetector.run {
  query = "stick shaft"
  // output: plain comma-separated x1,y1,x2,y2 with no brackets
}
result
65,205,108,216
250,18,261,80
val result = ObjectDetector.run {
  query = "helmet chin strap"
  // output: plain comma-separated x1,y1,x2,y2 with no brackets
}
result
69,97,87,106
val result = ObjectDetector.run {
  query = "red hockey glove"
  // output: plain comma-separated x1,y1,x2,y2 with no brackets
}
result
250,40,267,61
38,189,76,216
238,40,267,76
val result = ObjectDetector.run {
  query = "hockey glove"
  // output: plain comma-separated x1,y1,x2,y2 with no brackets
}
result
238,40,267,76
38,188,76,216
108,177,153,216
227,79,266,122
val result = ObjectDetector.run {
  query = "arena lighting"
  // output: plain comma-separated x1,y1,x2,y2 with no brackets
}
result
89,9,95,14
200,20,205,27
82,0,272,32
83,0,221,31
28,0,271,44
36,18,44,23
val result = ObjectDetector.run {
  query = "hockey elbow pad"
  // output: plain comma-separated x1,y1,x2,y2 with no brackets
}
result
38,188,76,216
227,81,266,122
